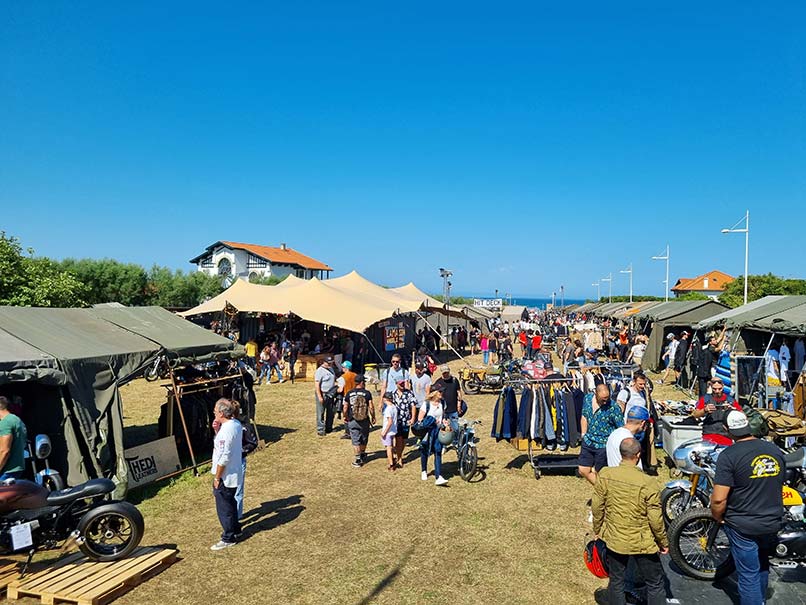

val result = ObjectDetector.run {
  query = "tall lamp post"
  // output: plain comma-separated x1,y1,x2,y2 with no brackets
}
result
721,210,750,305
592,282,600,302
439,267,453,335
620,264,633,303
651,245,670,302
560,285,564,308
601,273,612,303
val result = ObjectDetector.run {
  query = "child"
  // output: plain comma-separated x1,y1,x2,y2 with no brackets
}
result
381,395,398,471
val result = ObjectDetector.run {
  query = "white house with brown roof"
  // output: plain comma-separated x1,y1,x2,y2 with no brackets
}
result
671,270,734,299
190,241,332,282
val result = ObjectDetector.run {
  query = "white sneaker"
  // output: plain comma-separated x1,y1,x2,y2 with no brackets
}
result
210,540,236,551
421,471,428,481
435,476,448,486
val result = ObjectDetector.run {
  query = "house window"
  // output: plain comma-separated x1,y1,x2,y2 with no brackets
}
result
218,258,232,276
200,255,214,268
295,268,305,278
246,254,268,269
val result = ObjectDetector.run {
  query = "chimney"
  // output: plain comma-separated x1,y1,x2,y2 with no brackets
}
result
703,277,709,289
280,243,287,251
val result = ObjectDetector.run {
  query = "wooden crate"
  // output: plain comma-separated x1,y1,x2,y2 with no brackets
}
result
7,546,178,605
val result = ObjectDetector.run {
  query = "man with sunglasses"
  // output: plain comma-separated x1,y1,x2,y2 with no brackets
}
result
380,354,410,397
691,376,742,446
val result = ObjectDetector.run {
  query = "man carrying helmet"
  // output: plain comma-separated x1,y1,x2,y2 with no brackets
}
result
592,438,668,605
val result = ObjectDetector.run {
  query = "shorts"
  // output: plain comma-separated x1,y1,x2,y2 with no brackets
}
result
578,443,608,472
396,422,410,439
380,432,395,447
348,419,370,446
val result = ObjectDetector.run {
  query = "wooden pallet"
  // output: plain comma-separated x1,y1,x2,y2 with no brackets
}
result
6,547,178,605
0,560,21,593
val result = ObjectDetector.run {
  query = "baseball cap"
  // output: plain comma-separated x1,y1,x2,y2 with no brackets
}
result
342,360,352,369
324,356,334,363
415,361,425,369
626,406,650,421
395,376,407,384
355,374,365,384
681,331,689,337
667,333,675,340
440,364,450,374
724,410,752,438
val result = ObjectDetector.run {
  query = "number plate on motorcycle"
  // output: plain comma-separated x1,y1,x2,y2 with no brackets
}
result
10,522,33,550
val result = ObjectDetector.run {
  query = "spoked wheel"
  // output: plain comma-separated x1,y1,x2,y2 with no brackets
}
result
661,487,710,526
462,379,482,395
77,502,145,561
459,444,478,481
668,508,735,580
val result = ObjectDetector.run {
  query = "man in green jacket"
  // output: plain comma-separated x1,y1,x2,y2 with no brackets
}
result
592,438,668,605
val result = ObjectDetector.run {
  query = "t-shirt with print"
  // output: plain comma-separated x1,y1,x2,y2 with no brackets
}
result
714,438,785,536
391,389,417,428
432,377,460,414
410,373,432,404
344,388,373,422
382,404,398,437
0,414,27,474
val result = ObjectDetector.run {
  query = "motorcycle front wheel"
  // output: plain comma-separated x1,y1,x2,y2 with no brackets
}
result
661,486,709,526
77,502,145,561
144,364,160,382
462,379,482,395
40,473,65,492
668,508,735,580
459,444,478,481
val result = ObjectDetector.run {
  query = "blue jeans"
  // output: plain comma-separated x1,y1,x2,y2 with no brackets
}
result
258,364,271,383
269,363,283,382
724,525,776,605
235,457,246,519
446,412,460,444
482,350,489,364
420,437,443,477
213,483,241,543
0,471,23,482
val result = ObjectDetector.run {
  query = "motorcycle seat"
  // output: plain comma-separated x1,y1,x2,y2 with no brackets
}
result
783,447,806,470
46,478,115,506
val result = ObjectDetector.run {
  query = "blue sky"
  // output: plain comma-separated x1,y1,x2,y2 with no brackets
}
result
2,2,804,299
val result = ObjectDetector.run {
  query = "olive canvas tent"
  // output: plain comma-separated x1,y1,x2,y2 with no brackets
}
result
0,306,240,492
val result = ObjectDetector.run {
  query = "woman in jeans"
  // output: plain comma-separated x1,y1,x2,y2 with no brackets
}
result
257,346,272,385
416,391,448,486
480,334,490,365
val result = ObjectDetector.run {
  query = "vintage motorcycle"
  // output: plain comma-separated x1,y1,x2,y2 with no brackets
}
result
24,434,65,492
660,438,723,525
667,447,806,580
0,477,144,565
459,360,526,394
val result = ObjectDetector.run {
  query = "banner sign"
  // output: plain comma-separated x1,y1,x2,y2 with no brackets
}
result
473,298,502,310
124,437,181,488
384,324,406,351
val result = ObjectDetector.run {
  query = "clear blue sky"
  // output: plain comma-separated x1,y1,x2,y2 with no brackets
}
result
2,2,804,299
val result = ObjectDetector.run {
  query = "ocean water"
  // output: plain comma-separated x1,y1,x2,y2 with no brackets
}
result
508,297,587,309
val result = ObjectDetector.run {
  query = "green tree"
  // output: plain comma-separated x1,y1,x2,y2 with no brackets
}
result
249,274,288,286
676,292,710,301
60,258,150,305
146,266,224,307
719,273,806,308
0,232,87,307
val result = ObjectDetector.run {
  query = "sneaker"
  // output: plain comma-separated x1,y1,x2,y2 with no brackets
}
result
360,453,368,462
340,433,350,439
210,540,236,551
316,432,325,437
352,459,363,468
421,471,428,481
233,532,243,541
435,476,448,486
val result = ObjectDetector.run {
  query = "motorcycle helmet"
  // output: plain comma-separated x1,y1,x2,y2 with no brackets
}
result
584,539,609,578
438,427,455,445
411,415,436,438
458,400,468,418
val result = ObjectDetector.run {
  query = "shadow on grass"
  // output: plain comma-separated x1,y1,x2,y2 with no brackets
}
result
256,423,296,445
355,544,415,605
504,454,529,470
240,495,305,540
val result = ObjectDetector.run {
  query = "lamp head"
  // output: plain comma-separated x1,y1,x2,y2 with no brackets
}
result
720,229,730,234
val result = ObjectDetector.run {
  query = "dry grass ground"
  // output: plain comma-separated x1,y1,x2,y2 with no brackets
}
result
18,354,688,605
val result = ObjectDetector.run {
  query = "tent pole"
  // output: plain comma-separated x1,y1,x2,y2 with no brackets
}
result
747,332,775,409
415,310,472,368
170,369,199,474
362,332,385,364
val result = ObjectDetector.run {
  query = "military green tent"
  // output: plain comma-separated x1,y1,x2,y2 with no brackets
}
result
0,306,240,492
746,301,806,336
637,300,729,371
695,296,806,331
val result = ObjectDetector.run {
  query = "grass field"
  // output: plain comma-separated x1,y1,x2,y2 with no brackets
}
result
28,354,688,605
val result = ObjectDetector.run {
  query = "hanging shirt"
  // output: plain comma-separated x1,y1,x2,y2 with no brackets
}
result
765,349,781,381
795,339,806,373
779,343,791,378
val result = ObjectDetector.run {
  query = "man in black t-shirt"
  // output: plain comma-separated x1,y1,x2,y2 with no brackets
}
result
431,365,463,446
342,376,376,468
712,411,784,605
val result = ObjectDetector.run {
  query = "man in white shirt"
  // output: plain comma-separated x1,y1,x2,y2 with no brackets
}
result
606,406,649,468
211,398,243,551
616,373,648,422
410,362,432,405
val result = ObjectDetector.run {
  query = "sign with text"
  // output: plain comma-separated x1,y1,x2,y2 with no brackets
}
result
384,324,406,351
124,437,181,488
473,298,502,310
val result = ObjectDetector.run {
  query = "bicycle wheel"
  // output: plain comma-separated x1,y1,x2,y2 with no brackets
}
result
459,444,478,481
668,508,734,580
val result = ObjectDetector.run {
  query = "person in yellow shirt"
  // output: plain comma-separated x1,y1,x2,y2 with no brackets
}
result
244,337,258,369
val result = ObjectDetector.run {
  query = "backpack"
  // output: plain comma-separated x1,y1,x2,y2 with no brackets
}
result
741,402,769,438
242,421,259,455
351,391,369,422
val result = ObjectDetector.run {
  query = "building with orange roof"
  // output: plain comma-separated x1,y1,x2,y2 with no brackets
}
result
190,241,332,282
671,270,734,299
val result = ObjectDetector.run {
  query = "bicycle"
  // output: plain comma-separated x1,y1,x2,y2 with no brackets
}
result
456,419,482,481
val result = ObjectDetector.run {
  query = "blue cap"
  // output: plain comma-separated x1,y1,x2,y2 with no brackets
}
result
626,406,650,421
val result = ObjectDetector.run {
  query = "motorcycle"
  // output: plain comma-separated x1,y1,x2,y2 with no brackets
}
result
660,438,723,525
667,447,806,580
0,477,144,566
144,352,180,382
24,434,65,492
459,360,525,394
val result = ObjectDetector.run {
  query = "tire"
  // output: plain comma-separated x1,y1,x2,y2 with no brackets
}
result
459,444,478,481
661,487,709,526
668,508,735,580
77,502,145,562
41,473,65,492
144,363,160,382
462,379,482,395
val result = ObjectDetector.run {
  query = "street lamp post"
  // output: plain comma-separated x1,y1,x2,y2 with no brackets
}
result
601,273,612,303
592,282,600,302
721,210,750,305
560,285,564,308
620,264,633,303
651,245,670,302
439,268,453,335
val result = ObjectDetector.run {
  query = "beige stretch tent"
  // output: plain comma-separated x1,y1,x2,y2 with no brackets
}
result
180,271,467,332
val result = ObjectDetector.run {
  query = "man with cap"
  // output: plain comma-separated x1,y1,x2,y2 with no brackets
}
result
659,333,678,384
431,364,464,444
606,406,649,468
342,375,376,467
691,376,742,446
314,356,336,436
711,411,785,605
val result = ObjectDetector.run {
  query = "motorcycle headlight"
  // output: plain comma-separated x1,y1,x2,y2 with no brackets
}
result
35,434,52,459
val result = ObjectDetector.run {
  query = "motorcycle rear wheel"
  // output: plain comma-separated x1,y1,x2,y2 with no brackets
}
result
461,379,483,395
668,507,735,580
661,486,709,526
77,502,145,561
